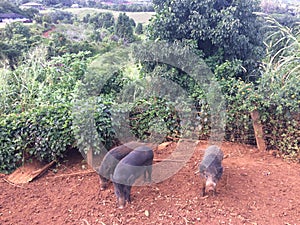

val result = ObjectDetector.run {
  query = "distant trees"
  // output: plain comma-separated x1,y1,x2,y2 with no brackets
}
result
42,0,73,7
0,22,40,69
135,23,143,35
83,12,115,30
115,13,135,42
0,1,23,14
96,3,154,12
45,10,74,24
82,12,137,43
46,33,95,57
0,1,39,19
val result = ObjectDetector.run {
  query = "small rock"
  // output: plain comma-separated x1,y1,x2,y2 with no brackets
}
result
145,210,150,217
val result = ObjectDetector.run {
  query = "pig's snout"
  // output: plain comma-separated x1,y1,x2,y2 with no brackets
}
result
205,178,216,194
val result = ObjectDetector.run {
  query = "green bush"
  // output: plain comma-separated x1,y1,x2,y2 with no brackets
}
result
215,61,256,144
0,113,28,173
0,104,74,173
27,104,75,162
129,96,181,142
253,15,299,158
72,96,118,156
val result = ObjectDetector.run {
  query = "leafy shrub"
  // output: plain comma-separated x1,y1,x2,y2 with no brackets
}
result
242,15,300,158
215,60,256,144
0,113,28,173
27,104,75,162
0,49,91,115
0,48,92,173
0,104,74,173
129,96,181,142
135,23,143,35
83,12,115,30
72,95,118,156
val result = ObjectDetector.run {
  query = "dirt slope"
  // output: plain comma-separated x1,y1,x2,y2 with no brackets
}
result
1,141,300,225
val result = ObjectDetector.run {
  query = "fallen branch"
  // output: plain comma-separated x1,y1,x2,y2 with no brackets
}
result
30,161,56,181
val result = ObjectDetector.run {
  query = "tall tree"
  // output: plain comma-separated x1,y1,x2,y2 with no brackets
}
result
0,22,35,70
115,13,134,42
148,0,265,80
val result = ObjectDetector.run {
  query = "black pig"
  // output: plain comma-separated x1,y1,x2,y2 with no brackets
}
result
199,145,224,196
112,145,154,209
96,142,141,190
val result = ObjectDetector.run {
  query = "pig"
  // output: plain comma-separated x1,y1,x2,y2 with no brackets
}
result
112,145,154,209
199,145,224,196
96,142,140,190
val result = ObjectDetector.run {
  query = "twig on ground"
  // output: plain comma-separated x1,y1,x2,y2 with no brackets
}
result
82,219,91,225
48,170,95,179
3,178,25,188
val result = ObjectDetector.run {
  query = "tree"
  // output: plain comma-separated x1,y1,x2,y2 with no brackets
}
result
0,1,23,14
135,23,143,35
148,0,265,80
0,1,38,19
87,12,115,30
48,10,74,24
114,13,135,42
0,22,35,69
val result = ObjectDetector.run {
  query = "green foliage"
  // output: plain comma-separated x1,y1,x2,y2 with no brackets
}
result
0,22,41,69
46,31,96,57
42,10,74,24
72,96,118,156
0,103,74,173
243,15,300,158
0,1,24,14
0,48,91,115
149,0,265,80
135,22,143,35
215,62,256,144
71,47,134,155
263,113,299,158
98,3,154,12
0,48,92,173
0,113,27,173
129,97,181,142
115,13,135,42
82,12,115,30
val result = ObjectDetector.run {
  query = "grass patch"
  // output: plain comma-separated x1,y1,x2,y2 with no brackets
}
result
64,8,155,24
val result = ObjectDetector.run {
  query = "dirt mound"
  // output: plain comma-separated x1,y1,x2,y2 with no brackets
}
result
1,141,300,225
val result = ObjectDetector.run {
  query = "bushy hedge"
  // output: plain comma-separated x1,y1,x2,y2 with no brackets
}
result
72,96,118,156
0,104,74,173
129,96,181,141
263,112,299,158
0,49,93,173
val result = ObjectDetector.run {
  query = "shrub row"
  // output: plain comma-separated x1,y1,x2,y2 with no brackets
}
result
0,104,74,173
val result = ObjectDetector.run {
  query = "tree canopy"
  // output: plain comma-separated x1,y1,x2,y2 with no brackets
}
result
148,0,265,80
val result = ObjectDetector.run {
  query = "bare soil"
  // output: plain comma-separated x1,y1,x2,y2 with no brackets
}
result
1,141,300,225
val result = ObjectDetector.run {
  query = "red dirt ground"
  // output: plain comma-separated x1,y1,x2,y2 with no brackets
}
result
1,141,300,225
